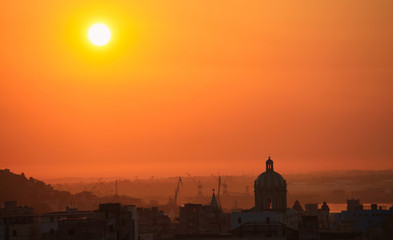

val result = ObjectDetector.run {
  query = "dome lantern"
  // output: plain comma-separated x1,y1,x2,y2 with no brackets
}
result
266,156,273,171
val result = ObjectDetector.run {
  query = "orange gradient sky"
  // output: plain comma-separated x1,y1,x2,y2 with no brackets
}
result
1,1,393,179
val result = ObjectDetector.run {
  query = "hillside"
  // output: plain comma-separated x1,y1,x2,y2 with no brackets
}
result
0,169,76,212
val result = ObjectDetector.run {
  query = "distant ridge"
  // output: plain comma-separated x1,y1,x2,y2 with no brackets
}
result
0,169,142,213
0,169,95,212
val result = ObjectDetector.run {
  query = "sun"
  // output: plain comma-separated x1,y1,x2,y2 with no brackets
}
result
88,23,111,46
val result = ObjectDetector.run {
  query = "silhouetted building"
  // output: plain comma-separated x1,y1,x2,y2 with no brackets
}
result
298,216,319,240
97,203,137,240
318,201,329,231
137,207,171,240
231,158,299,234
339,202,393,233
40,203,137,240
58,218,106,240
346,199,363,211
254,157,287,212
0,201,40,240
231,220,298,239
368,215,393,240
304,204,318,216
179,191,231,234
41,207,96,240
301,202,330,232
292,200,304,214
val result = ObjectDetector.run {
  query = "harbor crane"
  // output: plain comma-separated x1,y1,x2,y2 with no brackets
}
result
167,176,183,206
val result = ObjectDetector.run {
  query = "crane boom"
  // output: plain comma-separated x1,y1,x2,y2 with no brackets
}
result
90,178,103,192
174,176,183,205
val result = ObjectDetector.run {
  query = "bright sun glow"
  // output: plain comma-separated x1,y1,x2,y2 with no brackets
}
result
88,23,111,46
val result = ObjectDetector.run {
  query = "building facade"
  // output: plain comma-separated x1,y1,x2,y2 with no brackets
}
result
0,201,40,240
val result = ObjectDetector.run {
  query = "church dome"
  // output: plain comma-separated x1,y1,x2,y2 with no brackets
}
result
254,157,287,211
255,157,286,189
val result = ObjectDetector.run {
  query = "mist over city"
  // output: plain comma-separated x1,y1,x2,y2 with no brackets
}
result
1,0,393,239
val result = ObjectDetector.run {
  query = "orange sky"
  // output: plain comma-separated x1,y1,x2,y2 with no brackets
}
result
1,1,393,179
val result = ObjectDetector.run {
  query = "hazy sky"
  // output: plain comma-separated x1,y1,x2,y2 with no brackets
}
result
1,1,393,179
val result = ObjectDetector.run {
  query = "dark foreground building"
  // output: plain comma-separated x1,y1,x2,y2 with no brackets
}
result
1,201,137,240
178,191,231,235
58,218,106,240
0,201,40,240
137,207,172,240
